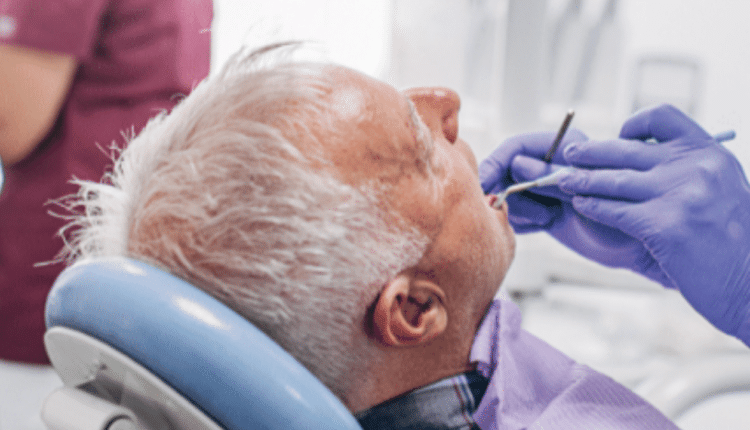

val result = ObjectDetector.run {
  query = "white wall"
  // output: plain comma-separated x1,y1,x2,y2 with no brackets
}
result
618,0,750,169
211,0,750,169
210,0,392,78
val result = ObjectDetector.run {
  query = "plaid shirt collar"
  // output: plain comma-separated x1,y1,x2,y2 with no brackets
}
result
355,370,489,430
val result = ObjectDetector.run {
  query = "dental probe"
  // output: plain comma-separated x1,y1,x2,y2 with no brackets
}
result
492,168,571,209
491,110,575,209
491,130,737,210
644,130,736,144
544,109,575,162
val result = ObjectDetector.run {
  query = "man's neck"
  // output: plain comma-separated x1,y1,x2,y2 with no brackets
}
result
348,326,477,413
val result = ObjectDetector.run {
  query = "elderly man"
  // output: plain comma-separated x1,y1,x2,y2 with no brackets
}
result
59,45,677,429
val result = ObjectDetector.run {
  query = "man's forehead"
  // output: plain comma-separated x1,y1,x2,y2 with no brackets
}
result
320,67,432,183
330,82,369,121
326,65,402,119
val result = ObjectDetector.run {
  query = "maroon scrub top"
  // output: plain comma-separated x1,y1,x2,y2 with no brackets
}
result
0,0,212,363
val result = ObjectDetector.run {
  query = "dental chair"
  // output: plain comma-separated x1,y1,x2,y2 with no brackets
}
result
41,257,363,430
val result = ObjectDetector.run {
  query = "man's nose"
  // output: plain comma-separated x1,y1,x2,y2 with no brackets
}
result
404,87,461,144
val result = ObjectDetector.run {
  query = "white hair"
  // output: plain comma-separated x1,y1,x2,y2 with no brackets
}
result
58,44,429,400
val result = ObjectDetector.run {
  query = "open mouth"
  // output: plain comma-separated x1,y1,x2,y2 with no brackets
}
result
485,194,509,214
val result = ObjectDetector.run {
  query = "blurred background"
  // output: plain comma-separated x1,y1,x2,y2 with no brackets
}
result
211,0,750,427
212,0,750,161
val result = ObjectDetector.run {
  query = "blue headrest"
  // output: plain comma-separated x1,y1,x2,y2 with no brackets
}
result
45,257,362,430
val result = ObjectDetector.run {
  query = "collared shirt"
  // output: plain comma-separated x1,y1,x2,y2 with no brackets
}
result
357,298,680,429
356,370,490,430
471,298,680,429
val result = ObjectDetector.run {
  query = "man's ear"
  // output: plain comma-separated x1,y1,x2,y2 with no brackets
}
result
371,274,448,347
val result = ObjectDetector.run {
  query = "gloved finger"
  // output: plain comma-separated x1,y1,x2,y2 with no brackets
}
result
525,128,589,165
480,132,559,193
639,257,677,289
619,104,711,143
558,168,661,201
509,215,547,234
509,155,574,201
563,138,669,171
480,129,588,193
479,149,512,194
503,128,587,159
479,132,560,193
570,196,677,288
505,192,557,230
516,185,575,203
571,195,652,245
479,162,507,195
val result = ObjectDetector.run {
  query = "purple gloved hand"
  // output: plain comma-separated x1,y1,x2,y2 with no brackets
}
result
479,129,585,232
558,104,750,343
479,128,665,281
479,104,750,344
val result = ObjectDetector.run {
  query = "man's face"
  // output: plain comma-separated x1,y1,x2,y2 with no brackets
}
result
317,66,515,312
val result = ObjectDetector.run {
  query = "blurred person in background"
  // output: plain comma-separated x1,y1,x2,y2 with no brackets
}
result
0,0,212,428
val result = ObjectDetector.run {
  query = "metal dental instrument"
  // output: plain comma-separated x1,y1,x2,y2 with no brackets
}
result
492,110,575,209
492,168,571,209
492,129,737,210
544,109,575,162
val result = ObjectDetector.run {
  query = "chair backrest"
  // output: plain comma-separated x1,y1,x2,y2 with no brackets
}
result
44,256,363,430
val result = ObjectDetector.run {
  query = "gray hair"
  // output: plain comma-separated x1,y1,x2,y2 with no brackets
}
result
58,44,429,400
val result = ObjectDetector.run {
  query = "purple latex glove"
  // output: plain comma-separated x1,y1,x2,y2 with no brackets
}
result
479,129,667,281
558,105,750,343
479,129,586,232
